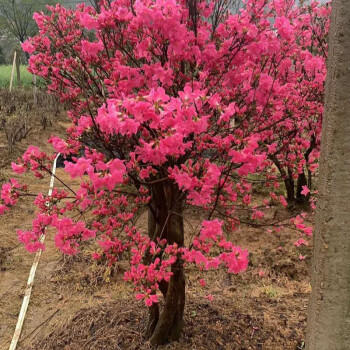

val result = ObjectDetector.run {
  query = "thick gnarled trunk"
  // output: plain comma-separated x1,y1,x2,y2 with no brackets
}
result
145,182,185,346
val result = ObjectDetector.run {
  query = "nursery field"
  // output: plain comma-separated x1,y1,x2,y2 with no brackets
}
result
0,65,34,89
0,91,313,350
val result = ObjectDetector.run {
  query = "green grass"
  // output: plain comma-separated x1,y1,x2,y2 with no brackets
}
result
0,65,35,89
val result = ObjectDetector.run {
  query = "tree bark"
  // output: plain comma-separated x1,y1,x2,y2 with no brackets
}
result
146,182,185,346
306,1,350,349
145,303,159,339
270,155,296,204
296,135,317,205
149,258,185,345
296,170,308,204
284,176,295,204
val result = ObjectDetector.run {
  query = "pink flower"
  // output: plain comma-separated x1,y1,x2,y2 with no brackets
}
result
139,168,150,179
65,158,93,178
205,294,214,301
258,270,265,277
303,227,313,236
301,186,310,196
299,254,306,261
78,12,98,30
135,293,145,301
146,294,158,306
200,220,223,242
92,252,101,260
11,162,26,174
274,16,293,40
294,238,308,247
22,40,35,54
252,210,264,220
279,196,288,208
49,137,69,154
243,194,251,205
81,40,104,59
0,204,9,215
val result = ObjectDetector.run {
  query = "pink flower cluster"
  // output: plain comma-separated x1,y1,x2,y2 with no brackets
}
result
182,220,248,275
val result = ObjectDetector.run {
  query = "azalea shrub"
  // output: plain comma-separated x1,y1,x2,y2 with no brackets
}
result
0,0,329,345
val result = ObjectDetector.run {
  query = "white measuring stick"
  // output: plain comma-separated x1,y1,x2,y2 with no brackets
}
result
9,51,17,92
9,153,61,350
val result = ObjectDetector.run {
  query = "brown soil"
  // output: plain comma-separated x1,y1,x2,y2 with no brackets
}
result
0,94,312,350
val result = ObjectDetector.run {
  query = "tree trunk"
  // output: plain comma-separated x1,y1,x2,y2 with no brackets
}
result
149,258,185,345
284,176,295,204
296,170,308,204
296,134,317,205
306,1,350,349
270,154,296,204
146,182,185,346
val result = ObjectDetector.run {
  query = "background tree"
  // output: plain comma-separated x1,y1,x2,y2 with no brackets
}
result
0,0,44,44
0,45,5,64
306,0,350,349
0,0,76,61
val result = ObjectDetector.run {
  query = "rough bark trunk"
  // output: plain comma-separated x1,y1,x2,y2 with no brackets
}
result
145,182,185,346
306,1,350,349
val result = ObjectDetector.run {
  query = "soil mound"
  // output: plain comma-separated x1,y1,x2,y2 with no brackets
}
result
25,299,268,350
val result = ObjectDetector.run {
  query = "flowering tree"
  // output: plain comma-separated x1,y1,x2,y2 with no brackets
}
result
262,2,330,205
0,0,329,345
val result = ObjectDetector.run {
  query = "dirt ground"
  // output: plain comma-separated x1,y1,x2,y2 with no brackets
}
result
0,102,312,350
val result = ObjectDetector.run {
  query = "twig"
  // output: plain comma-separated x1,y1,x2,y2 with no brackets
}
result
7,244,21,252
0,284,16,303
20,309,59,342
